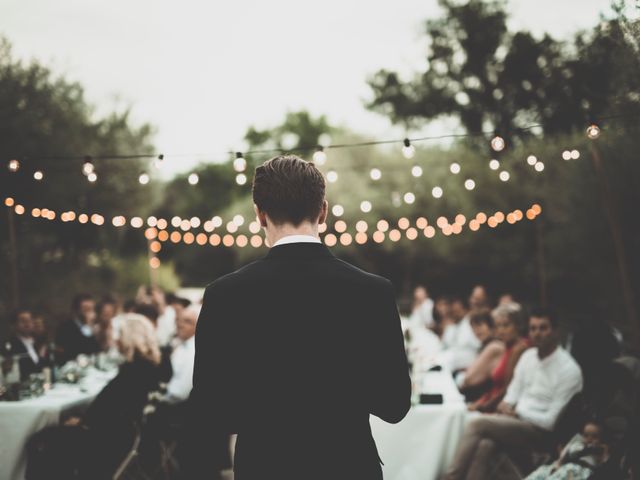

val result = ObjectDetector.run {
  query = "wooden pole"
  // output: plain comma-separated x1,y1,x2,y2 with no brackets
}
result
6,204,20,309
589,140,638,339
535,217,548,307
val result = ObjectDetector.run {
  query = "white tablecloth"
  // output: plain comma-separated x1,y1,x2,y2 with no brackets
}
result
370,370,468,480
0,368,115,480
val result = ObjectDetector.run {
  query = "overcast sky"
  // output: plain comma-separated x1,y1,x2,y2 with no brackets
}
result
2,0,616,176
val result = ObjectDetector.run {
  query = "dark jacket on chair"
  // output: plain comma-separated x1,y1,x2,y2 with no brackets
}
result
55,319,100,364
188,242,412,479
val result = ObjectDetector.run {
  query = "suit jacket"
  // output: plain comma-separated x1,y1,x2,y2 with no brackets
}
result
3,336,45,380
55,319,100,365
188,242,411,479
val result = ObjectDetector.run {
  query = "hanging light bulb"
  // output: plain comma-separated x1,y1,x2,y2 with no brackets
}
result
139,173,150,185
188,173,199,185
586,124,600,139
491,135,506,152
326,170,338,183
464,179,476,190
33,170,44,181
332,204,344,217
153,154,164,169
403,192,415,204
526,155,537,166
402,138,415,159
411,165,423,177
236,173,247,185
312,146,327,165
432,186,443,198
360,201,372,213
87,172,98,183
8,159,20,172
499,171,510,182
450,162,461,174
82,156,94,176
233,152,247,172
370,168,382,181
489,159,500,170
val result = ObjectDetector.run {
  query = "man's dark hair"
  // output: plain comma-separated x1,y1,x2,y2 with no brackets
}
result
134,303,160,325
71,293,94,312
252,154,326,226
11,307,31,324
469,309,494,328
529,305,558,328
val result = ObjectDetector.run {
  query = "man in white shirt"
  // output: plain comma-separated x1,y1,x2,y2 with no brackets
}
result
409,285,434,330
151,286,177,347
164,305,199,404
439,298,481,371
444,307,583,480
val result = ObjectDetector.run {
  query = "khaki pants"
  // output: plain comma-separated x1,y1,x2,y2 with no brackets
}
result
444,414,548,480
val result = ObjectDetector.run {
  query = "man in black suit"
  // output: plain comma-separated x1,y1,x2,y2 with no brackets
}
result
188,155,411,479
3,308,46,380
55,293,100,364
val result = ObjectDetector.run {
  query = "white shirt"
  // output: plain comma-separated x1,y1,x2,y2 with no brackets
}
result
272,234,321,247
504,346,583,431
409,298,434,329
156,305,177,347
18,336,39,364
164,336,196,404
439,315,481,371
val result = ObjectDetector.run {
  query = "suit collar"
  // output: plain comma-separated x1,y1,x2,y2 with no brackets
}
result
265,242,334,260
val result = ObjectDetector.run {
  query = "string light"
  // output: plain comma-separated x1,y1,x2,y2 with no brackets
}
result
402,138,415,159
464,179,476,190
489,159,500,170
432,186,443,198
527,155,537,166
534,162,545,172
153,154,164,169
491,135,506,152
332,205,344,217
87,172,98,183
499,171,510,182
370,168,382,181
82,157,94,176
403,192,415,204
139,173,150,185
188,173,199,185
233,152,247,172
570,149,580,160
236,173,247,185
562,150,572,161
411,166,423,177
360,201,372,213
312,147,327,165
232,214,245,226
450,163,461,174
33,171,44,181
326,171,338,183
586,124,601,139
8,159,20,172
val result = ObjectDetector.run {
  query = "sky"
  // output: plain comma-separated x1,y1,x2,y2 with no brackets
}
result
1,0,617,177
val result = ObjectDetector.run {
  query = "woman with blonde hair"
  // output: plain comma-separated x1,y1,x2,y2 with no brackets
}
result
27,314,162,479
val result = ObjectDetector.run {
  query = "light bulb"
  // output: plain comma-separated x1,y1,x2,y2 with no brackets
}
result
464,179,475,190
432,186,443,198
233,152,247,172
411,166,423,177
139,173,150,185
312,147,327,165
188,173,199,185
236,173,247,185
586,124,600,139
370,168,381,181
8,159,20,172
491,135,505,152
33,170,44,181
402,138,415,159
450,162,461,174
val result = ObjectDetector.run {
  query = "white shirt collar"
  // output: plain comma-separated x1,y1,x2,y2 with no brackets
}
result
272,234,322,247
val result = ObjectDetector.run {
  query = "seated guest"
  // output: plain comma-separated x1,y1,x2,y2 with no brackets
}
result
444,307,583,480
150,286,177,347
55,293,100,364
95,296,118,353
526,418,616,480
3,308,46,380
498,293,516,305
163,305,199,404
469,284,491,311
440,297,481,372
27,314,162,479
409,285,434,330
433,296,454,337
167,293,191,321
469,302,529,412
458,309,505,399
32,313,50,354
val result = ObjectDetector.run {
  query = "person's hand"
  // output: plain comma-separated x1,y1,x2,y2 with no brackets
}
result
64,416,82,426
497,401,516,417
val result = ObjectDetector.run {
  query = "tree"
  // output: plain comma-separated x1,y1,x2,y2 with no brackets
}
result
0,37,162,323
367,0,640,143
